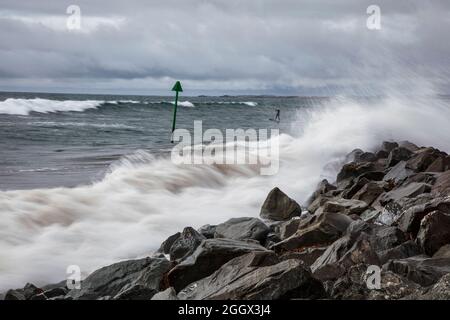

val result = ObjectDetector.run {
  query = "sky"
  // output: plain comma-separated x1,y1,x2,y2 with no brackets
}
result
0,0,449,96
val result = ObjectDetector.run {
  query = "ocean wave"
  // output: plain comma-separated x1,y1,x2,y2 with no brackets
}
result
1,95,450,289
0,98,105,115
28,121,138,130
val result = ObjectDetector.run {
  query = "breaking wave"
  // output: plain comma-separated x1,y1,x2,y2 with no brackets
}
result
0,95,449,290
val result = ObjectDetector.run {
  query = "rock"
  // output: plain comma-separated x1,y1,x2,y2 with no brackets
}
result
355,152,377,163
151,287,179,300
383,161,414,184
278,218,302,240
378,240,422,264
307,179,337,205
66,256,171,300
167,238,269,292
433,244,450,258
431,171,450,196
158,232,181,254
376,150,389,159
30,293,47,300
381,141,399,153
412,273,450,300
406,147,443,172
336,162,378,189
387,147,413,167
384,255,450,286
398,141,419,152
379,182,432,206
43,287,68,299
214,217,269,242
416,210,450,256
426,156,450,172
169,227,206,261
401,172,439,187
311,233,380,281
260,187,302,221
271,212,353,253
327,263,420,300
352,182,385,206
369,226,407,254
307,195,331,214
360,208,381,223
397,197,450,237
22,283,43,299
342,177,370,199
280,247,327,267
322,198,368,215
197,224,216,239
4,289,26,300
177,251,325,300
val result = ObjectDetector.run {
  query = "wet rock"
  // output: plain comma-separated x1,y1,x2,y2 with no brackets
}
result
352,182,385,206
178,251,325,300
360,208,381,223
336,162,378,189
342,177,370,199
383,161,414,185
431,171,450,196
215,217,269,242
381,141,399,153
379,182,432,206
416,210,450,256
170,227,206,261
369,226,408,254
398,141,419,152
384,255,450,286
167,238,269,292
66,256,171,300
278,218,302,240
4,289,26,300
271,212,353,253
433,244,450,258
43,287,68,299
280,247,327,267
158,232,181,254
412,273,450,300
151,287,179,300
30,293,47,300
406,147,443,172
387,147,413,167
260,187,302,221
197,224,216,239
378,240,422,264
311,233,380,281
427,156,450,172
397,197,450,237
322,198,368,215
307,179,337,205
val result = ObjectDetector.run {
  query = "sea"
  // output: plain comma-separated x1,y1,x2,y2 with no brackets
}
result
1,91,450,290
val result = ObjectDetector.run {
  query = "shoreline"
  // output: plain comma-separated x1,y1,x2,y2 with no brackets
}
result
2,139,450,300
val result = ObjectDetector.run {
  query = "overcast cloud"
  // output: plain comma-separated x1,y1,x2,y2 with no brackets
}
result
0,0,449,95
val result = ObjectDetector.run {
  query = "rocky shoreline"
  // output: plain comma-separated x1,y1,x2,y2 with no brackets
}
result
3,140,450,300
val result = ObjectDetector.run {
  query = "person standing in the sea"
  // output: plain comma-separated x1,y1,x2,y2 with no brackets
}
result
275,109,280,122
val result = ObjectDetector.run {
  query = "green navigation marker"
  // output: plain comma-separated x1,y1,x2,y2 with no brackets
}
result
170,81,183,143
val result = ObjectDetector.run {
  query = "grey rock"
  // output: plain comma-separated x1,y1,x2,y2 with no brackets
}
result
271,212,353,253
178,251,325,300
215,217,269,242
383,161,414,184
398,141,420,152
412,273,450,300
387,147,413,167
4,289,26,300
198,224,216,239
66,256,171,300
260,187,302,221
431,171,450,196
158,232,181,254
151,287,179,300
384,255,450,286
378,240,422,264
379,182,432,206
167,238,269,292
433,244,450,258
322,198,369,215
381,141,399,153
169,227,206,261
416,210,450,256
278,218,301,239
406,147,443,172
43,287,68,299
352,182,385,206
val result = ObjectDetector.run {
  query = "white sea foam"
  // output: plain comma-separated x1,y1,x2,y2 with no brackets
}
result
0,95,449,290
0,98,105,115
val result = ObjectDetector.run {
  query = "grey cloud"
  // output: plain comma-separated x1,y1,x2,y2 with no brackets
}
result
0,0,449,95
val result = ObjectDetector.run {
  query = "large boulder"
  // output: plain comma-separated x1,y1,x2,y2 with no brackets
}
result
336,162,379,189
306,179,336,205
66,256,171,300
397,197,450,237
379,182,432,206
387,147,413,167
4,283,43,301
378,240,422,264
277,218,302,240
416,210,450,256
311,233,380,281
177,251,325,300
411,273,450,300
214,217,269,242
352,182,385,206
158,232,181,254
406,147,444,172
431,171,450,196
197,224,217,239
169,227,206,261
322,198,368,216
260,187,302,221
427,156,450,172
271,212,353,253
166,238,269,292
383,161,414,185
384,255,450,287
